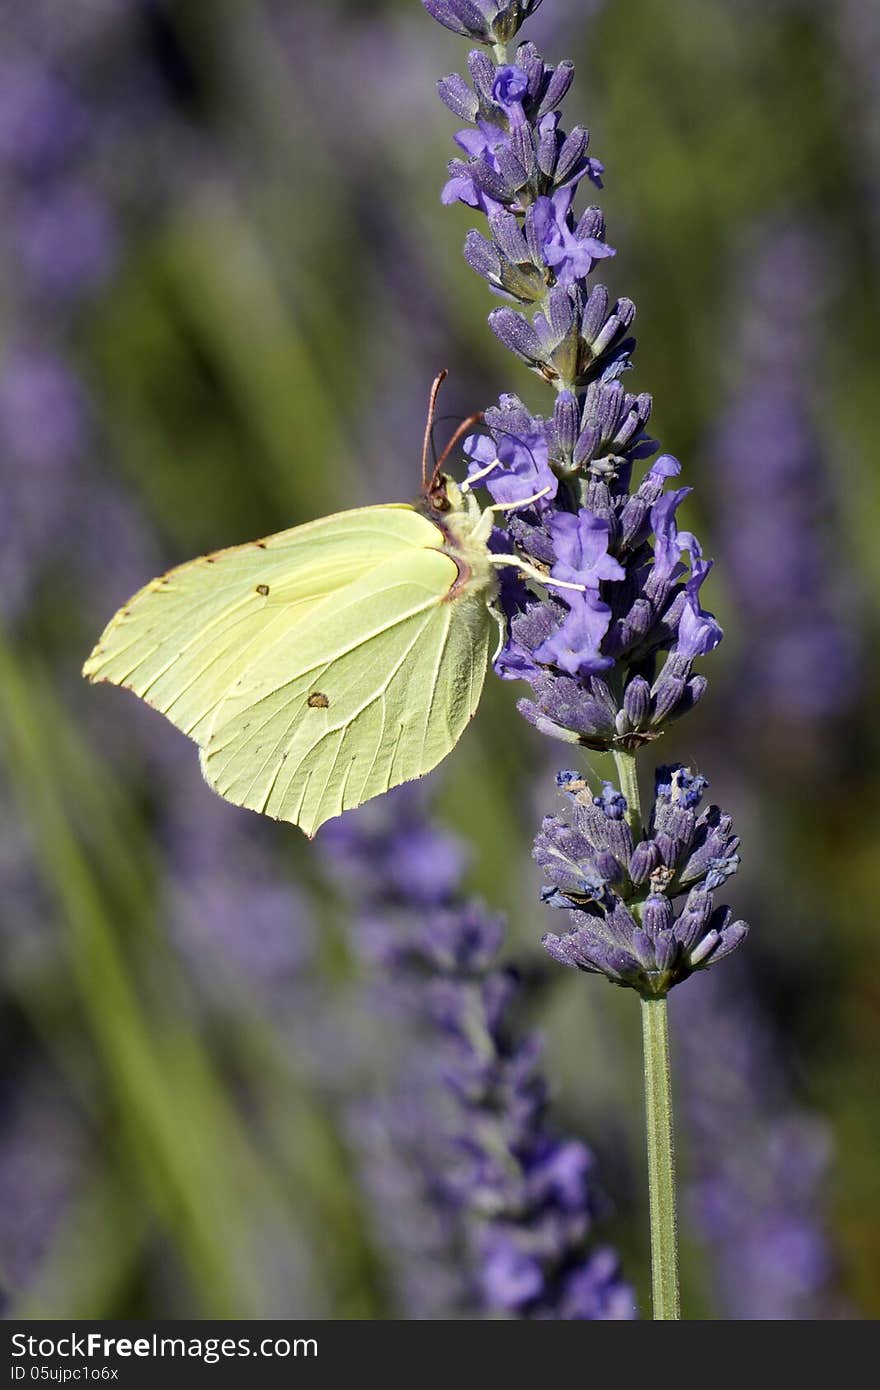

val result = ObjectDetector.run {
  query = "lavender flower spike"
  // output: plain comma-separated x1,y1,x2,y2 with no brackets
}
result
423,0,746,993
324,790,635,1320
538,766,747,998
423,0,749,1318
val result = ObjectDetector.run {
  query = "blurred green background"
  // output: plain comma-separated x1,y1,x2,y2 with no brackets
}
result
1,0,878,1318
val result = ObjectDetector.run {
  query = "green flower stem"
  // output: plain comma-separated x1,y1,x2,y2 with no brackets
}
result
612,748,642,842
640,994,681,1319
612,747,681,1319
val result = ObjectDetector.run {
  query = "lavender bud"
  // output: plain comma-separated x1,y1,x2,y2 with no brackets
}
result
650,669,687,724
628,838,662,885
536,59,574,118
424,2,493,41
489,307,546,366
494,141,529,192
464,229,502,283
653,932,679,973
556,126,589,184
467,48,498,102
642,893,673,941
492,210,530,264
553,389,579,458
437,73,479,121
674,889,714,951
623,676,651,729
631,929,656,968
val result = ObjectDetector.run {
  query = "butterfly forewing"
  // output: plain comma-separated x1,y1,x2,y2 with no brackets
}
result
83,504,439,744
200,546,493,836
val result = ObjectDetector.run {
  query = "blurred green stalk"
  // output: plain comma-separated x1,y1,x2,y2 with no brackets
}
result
0,626,381,1316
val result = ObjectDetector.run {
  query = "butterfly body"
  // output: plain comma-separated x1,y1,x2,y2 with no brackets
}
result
84,476,501,836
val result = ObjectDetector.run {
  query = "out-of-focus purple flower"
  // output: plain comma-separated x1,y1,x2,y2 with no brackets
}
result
0,1064,89,1305
0,60,86,176
323,787,467,907
705,223,860,724
0,351,86,618
0,351,87,469
17,184,117,299
325,789,635,1320
160,757,316,1013
674,963,841,1319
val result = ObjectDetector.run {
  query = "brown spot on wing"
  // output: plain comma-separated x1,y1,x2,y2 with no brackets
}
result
307,692,330,709
256,583,270,596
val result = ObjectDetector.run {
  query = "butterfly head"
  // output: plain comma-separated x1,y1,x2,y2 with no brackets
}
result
423,469,488,536
416,373,499,595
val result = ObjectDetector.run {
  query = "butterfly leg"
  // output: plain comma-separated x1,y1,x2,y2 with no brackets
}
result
489,602,508,666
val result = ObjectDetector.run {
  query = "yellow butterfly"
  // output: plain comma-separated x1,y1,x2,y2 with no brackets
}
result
84,374,579,836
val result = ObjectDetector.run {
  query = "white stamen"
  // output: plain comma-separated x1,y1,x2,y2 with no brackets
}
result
461,457,502,492
485,485,553,514
489,553,587,594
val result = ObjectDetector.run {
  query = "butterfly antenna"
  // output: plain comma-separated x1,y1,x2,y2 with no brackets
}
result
422,370,448,489
429,410,485,492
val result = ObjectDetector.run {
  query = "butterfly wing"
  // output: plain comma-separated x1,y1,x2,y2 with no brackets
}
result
82,505,440,745
200,545,494,836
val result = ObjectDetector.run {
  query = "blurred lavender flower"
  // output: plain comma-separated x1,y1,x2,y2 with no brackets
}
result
0,351,86,620
0,4,160,629
0,1062,89,1308
158,754,319,1036
423,0,746,996
0,5,326,1314
673,964,840,1320
0,58,86,177
17,184,117,300
324,790,635,1319
0,0,338,1091
706,224,860,725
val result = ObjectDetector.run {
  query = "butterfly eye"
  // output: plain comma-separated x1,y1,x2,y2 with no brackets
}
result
428,479,451,512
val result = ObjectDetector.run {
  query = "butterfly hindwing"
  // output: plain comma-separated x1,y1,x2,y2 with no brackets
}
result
83,504,440,744
200,546,493,836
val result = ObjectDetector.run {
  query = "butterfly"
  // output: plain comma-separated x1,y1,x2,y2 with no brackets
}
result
83,373,583,836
